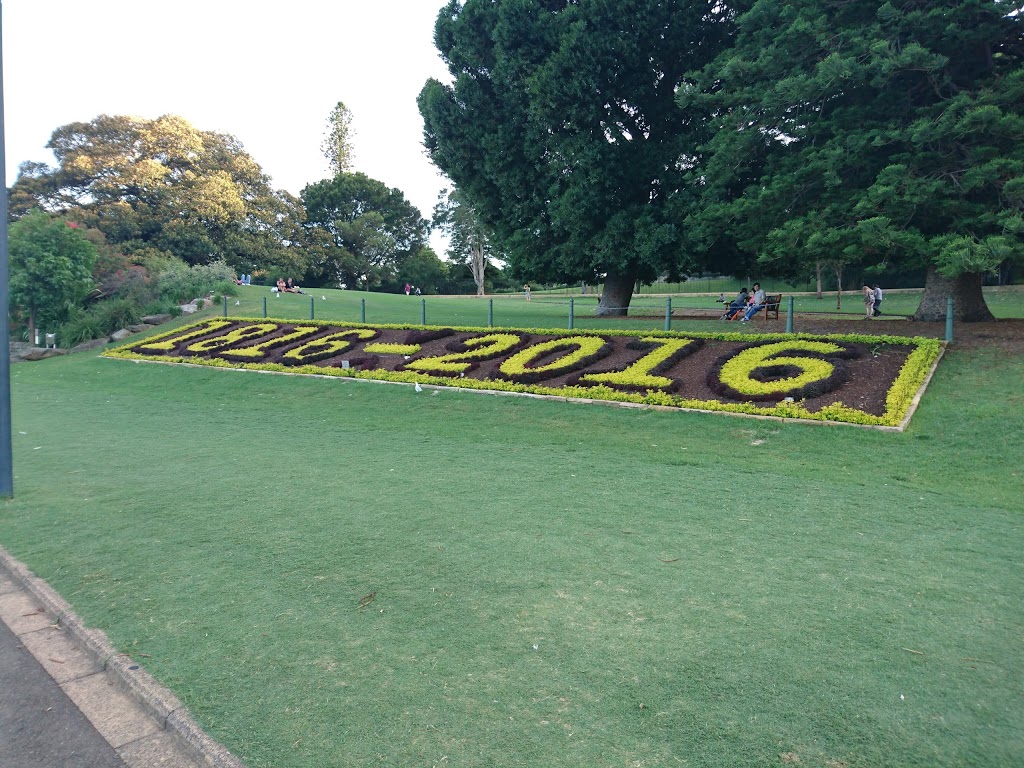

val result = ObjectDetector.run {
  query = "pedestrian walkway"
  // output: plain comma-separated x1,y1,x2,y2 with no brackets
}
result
0,552,241,768
0,611,131,767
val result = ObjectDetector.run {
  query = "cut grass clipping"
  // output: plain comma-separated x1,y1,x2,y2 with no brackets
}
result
105,317,942,427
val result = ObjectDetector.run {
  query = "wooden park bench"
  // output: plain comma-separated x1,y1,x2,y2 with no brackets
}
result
761,293,782,321
726,293,783,321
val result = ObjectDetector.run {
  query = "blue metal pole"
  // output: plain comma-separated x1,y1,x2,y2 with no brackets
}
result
223,295,228,317
664,297,671,332
360,298,365,323
945,296,954,343
488,298,493,328
569,298,574,330
263,296,267,317
786,296,794,334
0,0,14,496
310,296,315,320
420,298,426,325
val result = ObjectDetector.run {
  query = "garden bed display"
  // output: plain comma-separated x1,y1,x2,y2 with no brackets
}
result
104,318,943,428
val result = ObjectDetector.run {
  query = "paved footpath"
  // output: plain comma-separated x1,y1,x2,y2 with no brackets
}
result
0,550,244,768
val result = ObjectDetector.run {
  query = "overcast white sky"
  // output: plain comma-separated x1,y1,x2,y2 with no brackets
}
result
2,0,454,247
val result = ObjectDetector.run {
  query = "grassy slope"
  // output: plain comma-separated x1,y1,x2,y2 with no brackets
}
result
0,307,1021,767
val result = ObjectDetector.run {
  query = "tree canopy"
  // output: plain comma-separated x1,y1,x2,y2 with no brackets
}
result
9,114,294,274
682,0,1024,320
419,0,734,314
301,172,430,289
9,211,98,336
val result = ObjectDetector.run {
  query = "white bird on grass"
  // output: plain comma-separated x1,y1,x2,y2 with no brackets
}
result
322,295,327,300
414,383,423,393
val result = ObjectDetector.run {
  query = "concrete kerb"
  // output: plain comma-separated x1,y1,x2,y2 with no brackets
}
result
0,544,246,768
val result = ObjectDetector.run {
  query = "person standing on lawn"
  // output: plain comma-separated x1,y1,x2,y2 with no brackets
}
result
864,283,875,319
739,283,766,322
873,284,883,316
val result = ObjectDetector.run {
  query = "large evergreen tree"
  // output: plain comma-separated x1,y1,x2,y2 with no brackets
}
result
419,0,733,315
683,0,1024,321
9,114,295,274
301,173,430,289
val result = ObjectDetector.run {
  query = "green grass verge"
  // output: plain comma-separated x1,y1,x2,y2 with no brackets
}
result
233,285,1024,330
0,310,1021,767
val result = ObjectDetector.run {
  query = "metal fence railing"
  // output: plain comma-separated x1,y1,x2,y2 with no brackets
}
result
225,294,959,342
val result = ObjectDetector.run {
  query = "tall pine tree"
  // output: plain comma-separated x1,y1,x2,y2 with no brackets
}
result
683,0,1023,320
419,0,733,315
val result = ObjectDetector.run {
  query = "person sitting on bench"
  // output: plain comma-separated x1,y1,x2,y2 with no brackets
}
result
722,288,749,320
739,284,767,322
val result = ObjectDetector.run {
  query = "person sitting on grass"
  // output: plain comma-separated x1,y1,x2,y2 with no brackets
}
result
285,278,305,294
722,287,749,320
739,283,767,322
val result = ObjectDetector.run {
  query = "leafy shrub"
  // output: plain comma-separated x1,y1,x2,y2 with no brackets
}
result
58,313,106,348
139,300,180,318
155,260,237,304
93,299,142,334
494,335,613,383
99,265,153,304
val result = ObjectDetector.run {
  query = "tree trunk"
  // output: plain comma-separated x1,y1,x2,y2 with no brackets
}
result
914,266,994,322
815,261,823,299
596,272,636,317
470,240,486,296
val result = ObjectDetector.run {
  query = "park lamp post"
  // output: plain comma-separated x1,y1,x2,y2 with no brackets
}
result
0,0,14,497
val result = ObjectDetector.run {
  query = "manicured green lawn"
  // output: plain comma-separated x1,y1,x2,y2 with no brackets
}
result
0,301,1021,767
234,285,1024,331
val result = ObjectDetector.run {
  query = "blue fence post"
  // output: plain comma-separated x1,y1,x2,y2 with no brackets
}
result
223,295,227,317
664,297,672,332
488,298,493,328
310,296,315,320
360,298,366,323
786,296,794,334
262,296,267,318
945,296,954,343
421,299,426,325
569,298,575,330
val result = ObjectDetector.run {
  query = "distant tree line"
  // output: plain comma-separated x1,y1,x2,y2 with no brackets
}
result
6,110,516,343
